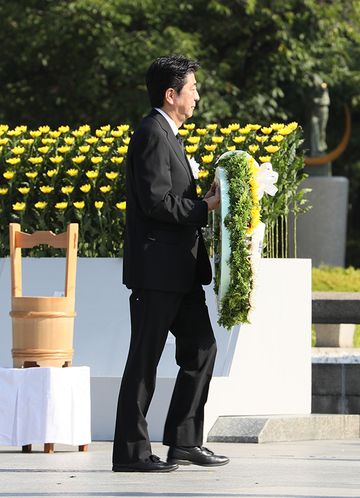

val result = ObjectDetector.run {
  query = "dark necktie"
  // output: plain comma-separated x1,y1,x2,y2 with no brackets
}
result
176,133,185,153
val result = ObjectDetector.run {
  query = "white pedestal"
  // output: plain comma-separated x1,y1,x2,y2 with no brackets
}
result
0,366,91,446
0,257,311,441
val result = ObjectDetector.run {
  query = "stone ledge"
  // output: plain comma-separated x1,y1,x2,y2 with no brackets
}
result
312,291,360,324
207,414,360,443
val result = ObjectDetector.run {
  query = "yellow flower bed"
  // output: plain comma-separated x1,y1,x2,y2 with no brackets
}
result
0,121,304,257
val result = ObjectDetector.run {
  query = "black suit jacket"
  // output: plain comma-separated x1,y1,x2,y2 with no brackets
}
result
122,109,212,292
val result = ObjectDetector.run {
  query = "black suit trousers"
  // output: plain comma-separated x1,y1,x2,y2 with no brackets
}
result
112,282,217,464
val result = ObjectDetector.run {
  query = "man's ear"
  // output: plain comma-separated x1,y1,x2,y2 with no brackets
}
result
164,88,176,106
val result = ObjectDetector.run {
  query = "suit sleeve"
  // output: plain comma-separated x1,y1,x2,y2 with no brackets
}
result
130,127,208,227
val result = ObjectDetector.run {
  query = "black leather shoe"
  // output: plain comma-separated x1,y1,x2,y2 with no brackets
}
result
113,454,178,473
167,446,230,467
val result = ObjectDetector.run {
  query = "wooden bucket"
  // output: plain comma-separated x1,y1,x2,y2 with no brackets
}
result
9,223,78,368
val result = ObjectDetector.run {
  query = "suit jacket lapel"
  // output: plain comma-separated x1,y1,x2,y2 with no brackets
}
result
151,110,195,184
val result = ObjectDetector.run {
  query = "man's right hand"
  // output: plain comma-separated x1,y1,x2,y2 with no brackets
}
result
204,185,220,211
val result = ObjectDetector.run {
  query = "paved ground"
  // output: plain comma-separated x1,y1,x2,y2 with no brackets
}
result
0,440,359,498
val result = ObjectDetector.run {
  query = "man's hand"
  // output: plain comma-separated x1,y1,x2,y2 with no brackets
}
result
204,184,220,211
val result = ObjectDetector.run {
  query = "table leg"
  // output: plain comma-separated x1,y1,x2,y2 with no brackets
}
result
44,443,54,453
22,444,32,453
79,444,88,452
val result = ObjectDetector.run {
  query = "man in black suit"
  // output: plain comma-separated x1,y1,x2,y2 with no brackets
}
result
112,55,229,472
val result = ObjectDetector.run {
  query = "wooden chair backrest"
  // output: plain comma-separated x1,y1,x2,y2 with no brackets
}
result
9,223,78,299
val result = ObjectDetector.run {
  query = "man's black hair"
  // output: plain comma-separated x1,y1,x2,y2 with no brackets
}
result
146,55,200,108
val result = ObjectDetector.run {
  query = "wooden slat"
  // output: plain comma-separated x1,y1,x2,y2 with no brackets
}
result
15,230,68,249
9,224,22,297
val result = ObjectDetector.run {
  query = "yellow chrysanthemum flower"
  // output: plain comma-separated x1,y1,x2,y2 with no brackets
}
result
94,200,104,209
66,169,79,177
229,123,240,131
73,201,85,209
79,145,90,153
86,170,99,179
178,129,189,137
111,130,123,138
271,135,284,143
38,146,49,154
288,122,298,131
211,136,224,144
18,187,30,195
55,202,68,210
204,144,217,151
117,124,130,132
259,155,271,163
0,187,9,195
28,157,43,165
61,186,74,194
42,138,55,145
185,145,198,154
117,146,128,155
261,126,272,135
220,127,231,135
271,123,285,131
49,130,61,138
80,184,91,193
239,125,252,134
58,126,70,133
13,202,26,211
206,124,217,131
80,125,91,133
6,157,21,165
255,135,268,143
97,146,110,153
91,156,103,165
110,157,124,164
100,125,111,132
20,138,34,145
123,137,130,145
233,136,246,144
30,130,41,138
35,201,47,209
86,136,98,144
201,154,214,164
187,136,200,145
25,171,38,180
72,155,86,164
95,129,105,138
196,186,202,195
183,123,195,130
105,171,119,180
116,201,126,210
248,124,261,131
72,129,86,138
3,170,15,179
227,145,236,151
39,186,54,194
196,128,207,136
102,137,114,144
248,144,259,153
50,156,64,164
264,145,280,154
64,137,75,145
57,146,71,154
38,125,50,134
47,169,58,177
100,185,112,193
0,138,9,145
198,170,209,179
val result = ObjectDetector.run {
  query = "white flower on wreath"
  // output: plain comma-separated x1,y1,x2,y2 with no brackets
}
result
257,162,278,199
188,156,200,179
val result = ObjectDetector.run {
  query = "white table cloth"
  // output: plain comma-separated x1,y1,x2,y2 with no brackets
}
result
0,366,91,446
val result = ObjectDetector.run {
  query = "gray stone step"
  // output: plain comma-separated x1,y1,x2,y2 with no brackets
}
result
207,414,360,443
